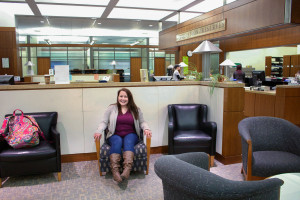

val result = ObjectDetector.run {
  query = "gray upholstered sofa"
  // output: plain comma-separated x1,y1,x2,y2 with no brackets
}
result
238,116,300,181
154,152,283,200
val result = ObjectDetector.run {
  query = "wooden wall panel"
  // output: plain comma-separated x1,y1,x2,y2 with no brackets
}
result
244,92,255,117
37,57,51,75
130,57,141,82
179,44,202,72
291,0,300,23
0,27,20,76
159,0,286,49
154,57,165,76
220,26,300,52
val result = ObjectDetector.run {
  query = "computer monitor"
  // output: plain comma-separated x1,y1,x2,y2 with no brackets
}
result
0,75,15,85
153,76,172,81
252,71,265,86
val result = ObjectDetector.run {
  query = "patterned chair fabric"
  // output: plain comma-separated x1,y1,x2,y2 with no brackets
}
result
154,152,284,200
238,116,300,181
95,129,150,175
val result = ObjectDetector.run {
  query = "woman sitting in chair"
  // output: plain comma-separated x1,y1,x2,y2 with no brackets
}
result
94,88,152,183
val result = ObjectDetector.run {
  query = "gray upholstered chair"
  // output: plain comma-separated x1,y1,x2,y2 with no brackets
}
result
154,152,283,200
238,116,300,181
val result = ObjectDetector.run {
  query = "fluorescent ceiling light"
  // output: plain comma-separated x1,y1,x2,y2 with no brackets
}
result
166,12,202,22
108,8,173,21
0,3,33,15
37,4,105,18
186,0,223,12
117,0,195,10
35,0,110,6
226,0,238,4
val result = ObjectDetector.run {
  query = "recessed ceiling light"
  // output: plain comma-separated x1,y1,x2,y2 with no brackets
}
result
91,17,97,20
149,24,153,27
40,20,44,23
97,22,101,24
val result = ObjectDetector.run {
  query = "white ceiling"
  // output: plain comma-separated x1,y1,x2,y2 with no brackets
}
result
0,0,237,45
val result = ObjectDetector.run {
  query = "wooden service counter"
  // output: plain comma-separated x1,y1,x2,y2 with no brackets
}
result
244,85,300,126
0,81,244,164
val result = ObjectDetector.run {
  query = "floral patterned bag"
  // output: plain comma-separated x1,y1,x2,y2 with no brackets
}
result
0,109,44,149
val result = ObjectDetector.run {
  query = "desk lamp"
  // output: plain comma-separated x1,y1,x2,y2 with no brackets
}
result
179,62,188,76
192,40,222,80
220,59,235,78
25,61,34,75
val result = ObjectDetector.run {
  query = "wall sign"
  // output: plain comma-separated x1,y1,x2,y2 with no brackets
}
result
176,19,226,42
2,58,9,68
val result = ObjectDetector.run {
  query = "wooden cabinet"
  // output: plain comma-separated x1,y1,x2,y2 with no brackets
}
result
291,55,300,77
265,56,272,76
283,55,291,77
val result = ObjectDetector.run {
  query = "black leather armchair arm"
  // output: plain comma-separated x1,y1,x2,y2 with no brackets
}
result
199,122,217,156
168,121,174,154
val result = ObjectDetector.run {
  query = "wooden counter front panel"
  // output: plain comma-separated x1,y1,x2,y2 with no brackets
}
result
244,92,255,117
222,87,244,157
275,87,300,125
222,112,243,157
223,88,245,112
254,93,275,117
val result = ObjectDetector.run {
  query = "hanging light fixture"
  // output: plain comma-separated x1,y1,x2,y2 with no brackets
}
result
192,40,222,80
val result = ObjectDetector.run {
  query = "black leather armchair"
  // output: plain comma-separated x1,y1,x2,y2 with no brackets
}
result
0,112,61,187
168,104,217,166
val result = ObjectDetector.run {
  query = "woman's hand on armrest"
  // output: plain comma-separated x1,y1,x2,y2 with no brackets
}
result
94,133,102,142
144,129,152,138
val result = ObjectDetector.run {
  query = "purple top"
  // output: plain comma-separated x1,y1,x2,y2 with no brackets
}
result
115,110,136,137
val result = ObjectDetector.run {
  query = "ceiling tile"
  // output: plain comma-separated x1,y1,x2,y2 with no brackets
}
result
166,12,202,23
117,0,195,10
35,0,110,6
37,4,105,18
108,8,173,21
186,0,224,12
0,2,33,15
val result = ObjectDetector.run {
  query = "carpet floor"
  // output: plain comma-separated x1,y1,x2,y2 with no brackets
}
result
0,154,244,200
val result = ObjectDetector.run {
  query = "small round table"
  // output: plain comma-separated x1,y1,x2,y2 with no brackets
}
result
270,173,300,200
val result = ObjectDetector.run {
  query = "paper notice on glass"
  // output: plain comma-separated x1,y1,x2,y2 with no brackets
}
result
54,65,70,84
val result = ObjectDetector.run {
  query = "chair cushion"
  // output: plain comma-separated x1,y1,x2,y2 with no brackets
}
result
0,141,56,162
100,141,147,158
99,140,147,173
252,151,300,177
173,130,212,147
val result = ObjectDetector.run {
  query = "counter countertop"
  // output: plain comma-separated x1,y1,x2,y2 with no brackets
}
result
0,81,245,91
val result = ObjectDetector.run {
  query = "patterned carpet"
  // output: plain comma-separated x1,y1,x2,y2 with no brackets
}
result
0,154,243,200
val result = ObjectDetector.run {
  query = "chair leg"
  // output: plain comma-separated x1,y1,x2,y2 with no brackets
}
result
146,137,151,175
210,155,215,167
57,172,61,181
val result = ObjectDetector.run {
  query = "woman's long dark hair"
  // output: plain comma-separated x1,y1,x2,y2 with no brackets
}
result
116,88,139,119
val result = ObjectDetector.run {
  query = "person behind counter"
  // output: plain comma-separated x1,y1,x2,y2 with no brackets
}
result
94,88,152,183
172,64,185,81
233,64,245,83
